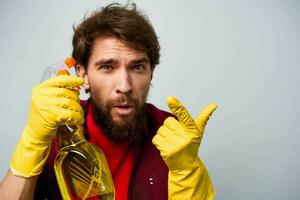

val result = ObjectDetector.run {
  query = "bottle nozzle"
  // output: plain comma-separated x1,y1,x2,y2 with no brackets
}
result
64,57,76,68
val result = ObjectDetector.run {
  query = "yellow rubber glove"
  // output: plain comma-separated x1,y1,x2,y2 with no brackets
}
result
10,75,84,177
152,96,217,200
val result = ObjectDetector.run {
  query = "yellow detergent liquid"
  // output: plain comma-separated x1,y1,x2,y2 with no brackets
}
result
54,126,115,200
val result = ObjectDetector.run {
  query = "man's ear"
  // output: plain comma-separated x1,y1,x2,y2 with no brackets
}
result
150,67,154,80
76,65,90,90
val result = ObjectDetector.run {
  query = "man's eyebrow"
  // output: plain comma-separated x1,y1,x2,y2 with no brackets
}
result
94,57,149,66
130,57,150,64
94,59,115,66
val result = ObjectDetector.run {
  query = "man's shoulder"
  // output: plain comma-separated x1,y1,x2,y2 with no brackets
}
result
146,103,174,125
80,99,88,107
146,103,171,116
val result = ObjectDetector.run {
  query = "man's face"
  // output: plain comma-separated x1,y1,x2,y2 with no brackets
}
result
78,37,152,129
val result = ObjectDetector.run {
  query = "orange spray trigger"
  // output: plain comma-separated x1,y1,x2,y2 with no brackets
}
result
56,69,71,76
64,57,76,68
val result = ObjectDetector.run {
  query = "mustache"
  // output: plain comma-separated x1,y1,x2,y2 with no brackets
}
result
108,95,139,107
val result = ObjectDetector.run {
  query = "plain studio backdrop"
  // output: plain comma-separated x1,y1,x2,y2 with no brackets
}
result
0,0,299,199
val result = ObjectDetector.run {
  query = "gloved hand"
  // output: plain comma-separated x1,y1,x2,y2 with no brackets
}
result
10,75,84,177
152,96,217,200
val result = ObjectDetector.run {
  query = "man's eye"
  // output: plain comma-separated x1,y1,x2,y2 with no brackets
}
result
132,64,145,71
99,65,113,71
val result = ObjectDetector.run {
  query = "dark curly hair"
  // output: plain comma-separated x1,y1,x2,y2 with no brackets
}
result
72,3,160,70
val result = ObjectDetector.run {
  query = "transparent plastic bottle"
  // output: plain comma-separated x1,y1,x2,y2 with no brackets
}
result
41,57,115,200
40,57,77,81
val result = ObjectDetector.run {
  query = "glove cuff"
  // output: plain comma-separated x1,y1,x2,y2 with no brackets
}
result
167,157,202,171
168,159,215,200
10,128,52,177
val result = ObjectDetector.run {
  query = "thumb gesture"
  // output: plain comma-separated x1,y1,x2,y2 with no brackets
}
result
153,96,217,169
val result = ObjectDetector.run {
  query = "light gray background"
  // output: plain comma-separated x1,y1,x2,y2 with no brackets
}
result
0,0,299,199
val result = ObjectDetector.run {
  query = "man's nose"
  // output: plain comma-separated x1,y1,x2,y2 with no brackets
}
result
116,70,132,94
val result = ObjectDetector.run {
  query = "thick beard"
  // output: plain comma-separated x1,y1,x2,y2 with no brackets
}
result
91,95,148,144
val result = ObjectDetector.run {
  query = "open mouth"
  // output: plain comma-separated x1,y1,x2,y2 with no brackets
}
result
113,105,134,115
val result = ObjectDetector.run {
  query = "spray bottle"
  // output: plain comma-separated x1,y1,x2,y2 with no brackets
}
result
41,57,115,200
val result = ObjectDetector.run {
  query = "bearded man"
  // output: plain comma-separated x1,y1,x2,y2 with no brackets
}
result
0,3,217,200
